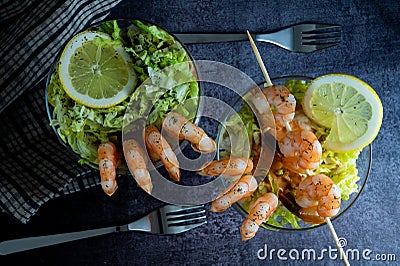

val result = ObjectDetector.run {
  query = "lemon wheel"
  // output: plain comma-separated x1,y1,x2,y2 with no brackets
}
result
58,31,137,108
302,73,383,152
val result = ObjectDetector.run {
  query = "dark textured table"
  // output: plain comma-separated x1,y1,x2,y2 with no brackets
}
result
1,0,399,265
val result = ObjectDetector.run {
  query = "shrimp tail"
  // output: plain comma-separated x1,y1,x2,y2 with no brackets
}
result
123,139,153,194
210,175,258,212
197,157,253,177
240,193,278,242
190,133,216,154
163,112,216,154
98,142,119,196
145,125,180,182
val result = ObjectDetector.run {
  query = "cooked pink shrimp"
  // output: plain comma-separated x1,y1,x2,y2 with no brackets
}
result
295,174,341,223
240,193,278,242
198,157,253,177
145,125,180,182
262,85,296,132
210,175,258,212
278,128,322,174
123,139,153,194
162,111,216,153
98,142,118,196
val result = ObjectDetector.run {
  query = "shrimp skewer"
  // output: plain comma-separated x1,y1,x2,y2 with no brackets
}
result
123,139,153,194
198,157,253,177
210,175,258,212
240,192,278,242
98,142,118,196
163,111,216,153
245,34,348,266
145,125,180,182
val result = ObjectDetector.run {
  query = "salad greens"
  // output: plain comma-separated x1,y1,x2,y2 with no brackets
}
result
48,20,199,165
219,79,361,229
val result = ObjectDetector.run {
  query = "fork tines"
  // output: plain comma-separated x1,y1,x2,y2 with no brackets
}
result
162,205,207,227
300,24,342,46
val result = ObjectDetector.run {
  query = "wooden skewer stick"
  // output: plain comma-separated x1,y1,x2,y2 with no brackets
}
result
325,218,350,266
246,31,273,87
246,30,291,132
246,30,349,266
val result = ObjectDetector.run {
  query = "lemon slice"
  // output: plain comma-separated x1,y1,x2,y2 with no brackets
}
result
302,73,383,152
58,31,137,108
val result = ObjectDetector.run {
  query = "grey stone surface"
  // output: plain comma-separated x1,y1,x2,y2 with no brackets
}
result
1,0,399,265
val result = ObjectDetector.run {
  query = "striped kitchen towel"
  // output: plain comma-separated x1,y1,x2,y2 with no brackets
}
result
0,0,122,223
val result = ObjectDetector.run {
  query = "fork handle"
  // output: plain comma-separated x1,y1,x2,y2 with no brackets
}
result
0,226,117,255
174,33,248,43
174,31,292,51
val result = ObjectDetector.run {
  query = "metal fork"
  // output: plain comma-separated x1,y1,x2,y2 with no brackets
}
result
0,205,206,255
174,23,342,53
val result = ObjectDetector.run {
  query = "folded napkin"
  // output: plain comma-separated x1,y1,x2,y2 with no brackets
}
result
0,0,122,223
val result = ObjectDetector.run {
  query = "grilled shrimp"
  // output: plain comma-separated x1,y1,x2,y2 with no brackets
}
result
145,125,180,182
240,192,278,242
123,139,153,194
98,142,118,196
262,85,296,132
278,128,322,174
162,112,216,153
295,174,341,223
210,175,258,212
198,157,253,177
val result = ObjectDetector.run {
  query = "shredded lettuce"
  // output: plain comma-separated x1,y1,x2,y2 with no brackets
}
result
219,102,259,159
220,79,363,228
48,20,199,165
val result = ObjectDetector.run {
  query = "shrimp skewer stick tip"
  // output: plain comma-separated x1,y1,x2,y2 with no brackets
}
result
246,30,272,87
325,218,350,266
